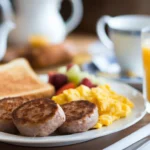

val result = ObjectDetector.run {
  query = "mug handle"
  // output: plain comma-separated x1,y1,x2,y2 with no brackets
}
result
65,0,83,34
96,15,114,50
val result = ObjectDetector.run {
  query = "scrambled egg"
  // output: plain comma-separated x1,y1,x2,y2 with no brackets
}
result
52,85,134,129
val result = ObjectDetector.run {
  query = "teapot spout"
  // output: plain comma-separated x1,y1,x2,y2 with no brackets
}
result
0,21,15,61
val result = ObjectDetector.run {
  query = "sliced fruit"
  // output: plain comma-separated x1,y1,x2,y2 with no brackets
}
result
67,63,74,71
80,78,93,88
80,72,91,81
80,78,98,88
56,83,76,95
49,74,68,90
57,66,67,74
66,65,81,85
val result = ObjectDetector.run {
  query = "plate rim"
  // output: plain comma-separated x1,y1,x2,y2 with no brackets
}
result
0,75,147,145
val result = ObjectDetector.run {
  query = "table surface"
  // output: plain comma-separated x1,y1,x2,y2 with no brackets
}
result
0,33,149,150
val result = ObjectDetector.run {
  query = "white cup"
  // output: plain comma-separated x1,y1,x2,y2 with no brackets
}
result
97,15,150,76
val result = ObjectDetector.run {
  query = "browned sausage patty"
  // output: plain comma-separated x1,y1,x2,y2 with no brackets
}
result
12,98,66,137
0,97,30,133
58,100,98,134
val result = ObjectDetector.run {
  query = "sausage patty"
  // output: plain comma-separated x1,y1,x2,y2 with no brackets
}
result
0,97,30,133
58,100,98,134
12,98,66,137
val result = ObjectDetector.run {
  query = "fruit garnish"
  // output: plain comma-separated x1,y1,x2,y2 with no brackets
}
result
80,78,97,88
50,64,103,89
66,65,81,85
80,78,93,88
57,66,67,74
67,63,74,71
49,73,68,90
56,83,76,95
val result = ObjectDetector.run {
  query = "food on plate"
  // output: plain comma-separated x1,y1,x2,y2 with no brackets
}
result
49,73,68,90
12,98,66,137
56,82,75,95
48,64,102,94
0,97,30,133
57,64,102,85
58,100,98,134
80,77,96,88
0,58,54,99
0,60,135,137
66,64,83,85
66,63,74,71
52,84,134,129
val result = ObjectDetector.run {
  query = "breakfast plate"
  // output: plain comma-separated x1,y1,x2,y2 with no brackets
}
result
0,75,146,147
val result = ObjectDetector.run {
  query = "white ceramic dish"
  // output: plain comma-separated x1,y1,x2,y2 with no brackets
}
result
0,75,146,147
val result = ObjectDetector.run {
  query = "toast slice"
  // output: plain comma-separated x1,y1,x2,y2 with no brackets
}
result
0,58,55,99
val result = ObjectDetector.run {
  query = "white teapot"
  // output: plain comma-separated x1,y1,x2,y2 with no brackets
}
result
1,0,83,45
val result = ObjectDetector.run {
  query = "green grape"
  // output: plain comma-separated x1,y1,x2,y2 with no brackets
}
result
66,65,81,85
57,66,67,74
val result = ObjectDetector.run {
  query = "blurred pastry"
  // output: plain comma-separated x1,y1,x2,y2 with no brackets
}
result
24,42,76,68
3,36,76,68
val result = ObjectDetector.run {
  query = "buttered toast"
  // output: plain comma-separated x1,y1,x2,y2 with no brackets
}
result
0,58,55,99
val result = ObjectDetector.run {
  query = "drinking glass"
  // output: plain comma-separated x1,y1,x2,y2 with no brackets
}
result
142,27,150,113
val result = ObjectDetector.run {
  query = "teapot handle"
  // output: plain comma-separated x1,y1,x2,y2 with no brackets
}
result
65,0,83,34
0,0,15,61
0,0,14,21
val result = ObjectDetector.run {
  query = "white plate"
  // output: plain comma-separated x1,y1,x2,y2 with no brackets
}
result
0,75,146,147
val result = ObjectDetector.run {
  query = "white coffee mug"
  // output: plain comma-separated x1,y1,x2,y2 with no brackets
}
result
97,15,150,76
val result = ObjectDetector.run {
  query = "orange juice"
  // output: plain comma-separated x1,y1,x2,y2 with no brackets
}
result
142,39,150,101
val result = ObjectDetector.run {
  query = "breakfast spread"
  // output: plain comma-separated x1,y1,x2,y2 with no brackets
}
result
50,64,134,129
52,85,134,129
0,60,134,137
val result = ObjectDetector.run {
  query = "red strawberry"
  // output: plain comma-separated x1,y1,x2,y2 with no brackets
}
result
67,63,74,71
49,73,68,90
80,78,95,88
56,82,76,95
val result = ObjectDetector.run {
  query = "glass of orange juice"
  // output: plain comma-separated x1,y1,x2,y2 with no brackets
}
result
142,27,150,112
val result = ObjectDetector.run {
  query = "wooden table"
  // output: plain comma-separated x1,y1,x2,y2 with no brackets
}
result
0,33,149,150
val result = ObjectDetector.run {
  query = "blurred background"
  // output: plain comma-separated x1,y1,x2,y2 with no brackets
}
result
61,0,150,34
1,0,150,34
0,0,150,87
